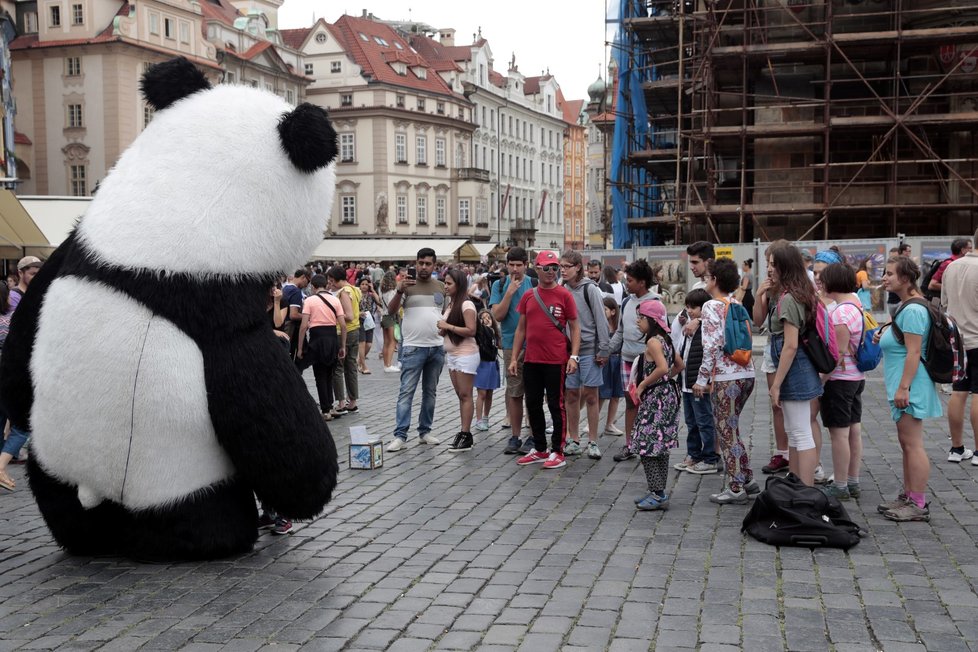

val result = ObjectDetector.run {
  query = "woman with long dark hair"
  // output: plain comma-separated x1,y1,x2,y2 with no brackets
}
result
437,268,479,451
379,271,399,372
768,241,823,486
874,256,941,521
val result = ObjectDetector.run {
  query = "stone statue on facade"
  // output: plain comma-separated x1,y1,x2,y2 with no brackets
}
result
376,192,389,234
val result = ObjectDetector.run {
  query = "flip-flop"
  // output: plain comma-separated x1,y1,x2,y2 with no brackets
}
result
0,474,15,491
360,369,372,375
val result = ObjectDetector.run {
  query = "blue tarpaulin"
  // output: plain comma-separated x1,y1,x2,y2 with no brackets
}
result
610,0,661,248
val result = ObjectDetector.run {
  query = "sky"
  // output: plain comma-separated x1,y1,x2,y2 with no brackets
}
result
277,1,610,101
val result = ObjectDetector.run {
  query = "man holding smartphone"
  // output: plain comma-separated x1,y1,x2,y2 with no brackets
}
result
386,248,445,451
490,247,536,454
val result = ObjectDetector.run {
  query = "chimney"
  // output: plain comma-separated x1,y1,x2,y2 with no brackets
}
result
439,28,455,46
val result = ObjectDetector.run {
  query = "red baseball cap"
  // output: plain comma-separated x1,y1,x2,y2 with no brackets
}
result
535,250,559,266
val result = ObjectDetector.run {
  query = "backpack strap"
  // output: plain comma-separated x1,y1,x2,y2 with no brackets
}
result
313,293,338,318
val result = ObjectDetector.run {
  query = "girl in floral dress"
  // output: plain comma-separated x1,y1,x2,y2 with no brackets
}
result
629,299,684,511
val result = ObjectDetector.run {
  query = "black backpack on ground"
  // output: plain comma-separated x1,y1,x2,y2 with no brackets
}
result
921,257,948,301
741,474,865,550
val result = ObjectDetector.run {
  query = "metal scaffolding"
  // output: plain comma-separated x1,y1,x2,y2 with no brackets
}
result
610,0,978,244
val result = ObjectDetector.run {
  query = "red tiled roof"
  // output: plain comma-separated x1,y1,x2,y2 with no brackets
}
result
11,32,116,49
333,15,460,98
408,35,463,72
488,70,506,88
199,0,242,27
280,27,312,50
562,99,584,125
238,40,273,60
14,132,31,145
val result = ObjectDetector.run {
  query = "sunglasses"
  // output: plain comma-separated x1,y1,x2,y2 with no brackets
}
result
540,264,559,273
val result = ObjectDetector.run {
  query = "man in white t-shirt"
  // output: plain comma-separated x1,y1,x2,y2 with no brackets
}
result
941,232,978,466
385,247,446,451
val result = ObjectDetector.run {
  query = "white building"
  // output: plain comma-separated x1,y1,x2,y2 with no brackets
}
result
411,30,567,250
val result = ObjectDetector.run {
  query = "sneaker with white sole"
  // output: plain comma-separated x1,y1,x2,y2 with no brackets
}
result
517,450,549,465
475,418,490,432
948,447,975,463
603,424,624,436
545,425,554,435
673,456,695,472
687,461,718,475
542,452,566,469
564,440,582,456
448,432,473,452
973,455,978,467
586,442,602,459
419,434,440,445
387,438,405,452
813,465,827,484
384,366,401,373
709,487,748,505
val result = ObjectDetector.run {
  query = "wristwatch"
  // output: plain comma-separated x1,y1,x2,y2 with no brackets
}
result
569,355,580,362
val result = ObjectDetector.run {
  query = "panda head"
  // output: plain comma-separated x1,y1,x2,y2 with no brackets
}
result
77,57,337,279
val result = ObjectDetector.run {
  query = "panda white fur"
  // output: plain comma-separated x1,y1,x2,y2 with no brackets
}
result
0,58,340,561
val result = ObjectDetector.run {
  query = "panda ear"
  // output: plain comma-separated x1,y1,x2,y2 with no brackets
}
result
278,103,338,173
140,57,211,111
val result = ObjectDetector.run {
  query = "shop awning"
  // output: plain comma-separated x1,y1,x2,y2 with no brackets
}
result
311,238,480,262
0,190,52,258
17,195,91,252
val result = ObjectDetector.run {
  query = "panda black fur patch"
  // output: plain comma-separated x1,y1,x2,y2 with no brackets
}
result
278,103,338,173
141,57,211,111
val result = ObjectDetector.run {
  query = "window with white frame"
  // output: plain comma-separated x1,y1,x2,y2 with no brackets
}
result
458,198,471,225
339,133,355,162
143,103,154,128
65,57,81,76
179,21,190,43
435,138,446,167
395,133,407,163
50,5,61,26
67,104,83,128
396,195,408,224
225,71,235,84
417,98,425,111
341,93,352,107
331,61,341,73
149,12,159,34
416,135,427,165
164,17,174,39
304,63,313,75
436,102,445,115
25,11,38,32
396,94,405,108
69,165,87,196
476,198,488,226
455,143,465,168
71,3,83,25
416,196,427,224
341,195,356,223
286,89,295,105
436,197,446,225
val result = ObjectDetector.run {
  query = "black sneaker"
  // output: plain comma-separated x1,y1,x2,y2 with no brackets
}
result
613,445,635,462
503,438,522,455
449,432,473,452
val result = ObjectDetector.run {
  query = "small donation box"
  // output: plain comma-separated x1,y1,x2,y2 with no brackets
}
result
349,425,383,470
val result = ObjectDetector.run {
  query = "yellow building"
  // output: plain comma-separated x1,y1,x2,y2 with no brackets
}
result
560,92,586,250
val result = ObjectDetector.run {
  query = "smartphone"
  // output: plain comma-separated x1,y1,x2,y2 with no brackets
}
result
408,267,417,280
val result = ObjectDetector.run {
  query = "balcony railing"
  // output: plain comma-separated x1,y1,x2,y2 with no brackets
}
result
454,167,490,182
512,219,537,233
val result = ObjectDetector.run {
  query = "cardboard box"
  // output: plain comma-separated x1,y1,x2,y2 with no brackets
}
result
349,441,383,470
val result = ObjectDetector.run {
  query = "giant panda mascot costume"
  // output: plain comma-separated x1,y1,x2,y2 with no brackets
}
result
0,58,339,561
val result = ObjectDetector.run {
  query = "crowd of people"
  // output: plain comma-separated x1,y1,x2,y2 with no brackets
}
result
3,232,975,531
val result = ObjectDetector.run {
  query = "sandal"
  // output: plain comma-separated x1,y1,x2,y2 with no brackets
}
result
0,471,15,491
361,368,372,375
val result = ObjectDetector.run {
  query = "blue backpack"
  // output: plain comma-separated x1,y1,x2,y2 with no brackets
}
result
720,298,753,367
841,302,882,372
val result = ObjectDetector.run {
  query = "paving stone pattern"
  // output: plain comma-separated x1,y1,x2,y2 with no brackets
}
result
1,353,978,651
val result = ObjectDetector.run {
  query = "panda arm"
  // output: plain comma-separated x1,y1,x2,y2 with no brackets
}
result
0,236,74,430
202,330,338,519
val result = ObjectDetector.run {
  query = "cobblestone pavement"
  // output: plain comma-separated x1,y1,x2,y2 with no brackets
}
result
2,349,978,651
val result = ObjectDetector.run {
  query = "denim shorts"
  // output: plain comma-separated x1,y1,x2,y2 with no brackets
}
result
770,333,823,401
566,354,603,389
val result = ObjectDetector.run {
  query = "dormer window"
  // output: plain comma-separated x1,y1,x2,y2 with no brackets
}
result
359,32,368,41
394,42,403,50
392,62,407,76
412,66,427,80
373,36,388,46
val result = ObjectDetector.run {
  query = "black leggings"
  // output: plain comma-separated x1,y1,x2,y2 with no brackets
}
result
641,456,669,494
523,361,566,453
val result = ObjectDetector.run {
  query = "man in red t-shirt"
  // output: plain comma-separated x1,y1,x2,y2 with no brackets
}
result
509,250,580,469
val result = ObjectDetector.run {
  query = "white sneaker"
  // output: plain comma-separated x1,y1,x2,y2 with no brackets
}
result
384,366,400,373
603,423,624,436
948,448,975,463
813,464,827,484
972,455,978,467
387,438,405,452
545,425,554,435
420,434,441,445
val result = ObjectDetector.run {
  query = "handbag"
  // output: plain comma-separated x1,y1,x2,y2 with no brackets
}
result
362,309,376,330
531,288,572,353
394,322,402,342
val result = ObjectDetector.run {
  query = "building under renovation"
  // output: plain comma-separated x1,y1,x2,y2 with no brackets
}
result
605,0,978,247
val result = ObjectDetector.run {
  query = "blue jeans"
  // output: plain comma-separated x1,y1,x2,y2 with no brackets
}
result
393,345,445,441
683,391,718,464
2,426,29,457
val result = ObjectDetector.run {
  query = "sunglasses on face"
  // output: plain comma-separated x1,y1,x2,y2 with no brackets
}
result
540,264,559,273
